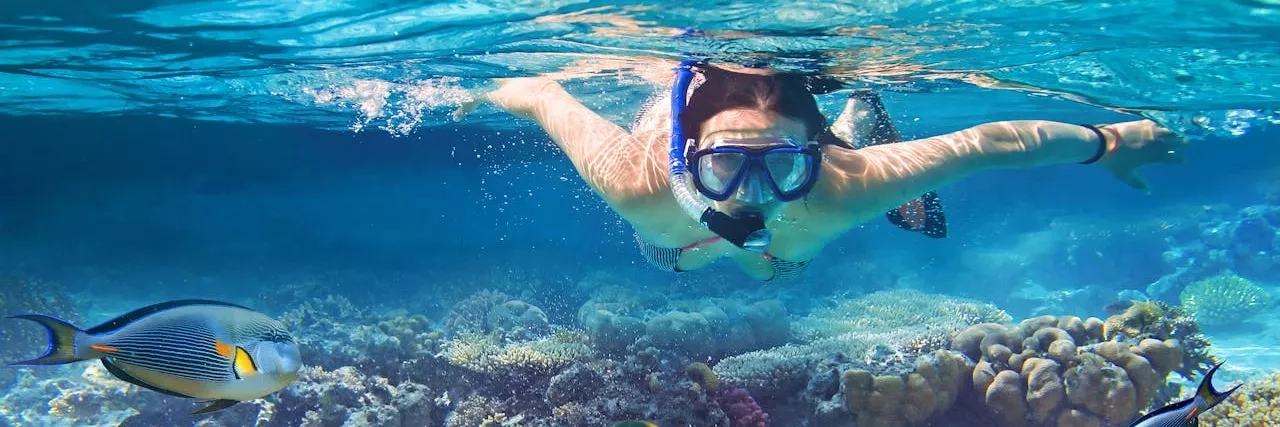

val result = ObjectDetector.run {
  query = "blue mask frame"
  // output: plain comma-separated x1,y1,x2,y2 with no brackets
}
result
686,142,822,202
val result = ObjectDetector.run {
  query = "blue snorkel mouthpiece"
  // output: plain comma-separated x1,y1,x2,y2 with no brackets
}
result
668,58,772,252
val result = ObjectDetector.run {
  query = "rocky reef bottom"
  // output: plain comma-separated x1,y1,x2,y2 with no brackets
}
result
0,286,1274,427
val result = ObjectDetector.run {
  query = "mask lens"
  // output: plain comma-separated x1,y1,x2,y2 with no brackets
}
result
696,151,747,195
763,151,812,193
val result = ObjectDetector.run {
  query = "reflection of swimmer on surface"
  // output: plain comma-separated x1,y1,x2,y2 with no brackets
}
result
456,59,1188,281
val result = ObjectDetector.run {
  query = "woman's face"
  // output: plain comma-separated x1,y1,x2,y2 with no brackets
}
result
697,108,810,219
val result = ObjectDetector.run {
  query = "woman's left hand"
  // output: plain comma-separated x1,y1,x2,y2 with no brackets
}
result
1097,120,1190,190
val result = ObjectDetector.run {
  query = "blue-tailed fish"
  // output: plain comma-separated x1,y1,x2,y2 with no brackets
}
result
7,299,302,415
612,422,658,427
1126,361,1240,427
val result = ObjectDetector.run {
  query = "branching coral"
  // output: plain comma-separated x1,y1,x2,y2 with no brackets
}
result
794,289,1011,347
1179,272,1271,326
1198,372,1280,426
443,330,591,377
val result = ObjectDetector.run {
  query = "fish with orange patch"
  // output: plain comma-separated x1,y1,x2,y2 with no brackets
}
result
7,299,301,415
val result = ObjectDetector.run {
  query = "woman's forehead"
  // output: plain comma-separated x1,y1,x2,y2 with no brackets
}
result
700,109,807,142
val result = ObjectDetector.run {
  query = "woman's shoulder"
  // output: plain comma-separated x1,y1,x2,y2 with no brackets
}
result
630,90,672,134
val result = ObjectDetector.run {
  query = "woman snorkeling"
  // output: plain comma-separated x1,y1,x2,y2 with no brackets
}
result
455,59,1188,281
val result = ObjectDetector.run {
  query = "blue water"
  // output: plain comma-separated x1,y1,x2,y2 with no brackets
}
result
2,1,1279,426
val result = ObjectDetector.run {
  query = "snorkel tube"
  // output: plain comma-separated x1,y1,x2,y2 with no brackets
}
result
669,58,772,253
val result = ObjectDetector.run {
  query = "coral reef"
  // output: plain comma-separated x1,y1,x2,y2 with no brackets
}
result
793,289,1013,343
577,284,791,360
443,330,592,380
278,294,449,383
0,363,443,427
1,278,1259,427
841,349,971,427
1198,371,1280,426
442,289,519,338
265,366,440,427
437,289,747,427
439,353,737,427
1149,204,1280,300
715,387,768,427
0,364,144,427
1,288,457,427
1178,272,1271,327
950,315,1186,427
686,362,720,392
487,299,552,342
1101,301,1218,380
715,289,1007,423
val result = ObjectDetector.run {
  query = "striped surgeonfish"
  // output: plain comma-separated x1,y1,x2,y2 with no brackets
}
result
8,299,302,414
1126,361,1241,427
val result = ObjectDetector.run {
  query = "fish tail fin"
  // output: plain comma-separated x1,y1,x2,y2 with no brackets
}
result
1197,361,1242,411
7,314,88,365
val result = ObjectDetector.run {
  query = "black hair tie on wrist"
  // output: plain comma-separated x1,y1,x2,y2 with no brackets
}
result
1078,124,1109,165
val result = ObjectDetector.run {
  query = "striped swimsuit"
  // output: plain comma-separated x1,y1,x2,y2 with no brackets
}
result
634,233,810,281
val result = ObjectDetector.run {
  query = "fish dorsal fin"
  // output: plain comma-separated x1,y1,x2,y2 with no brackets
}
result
86,299,252,335
101,359,194,399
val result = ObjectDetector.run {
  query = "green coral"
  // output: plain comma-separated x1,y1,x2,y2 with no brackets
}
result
1198,372,1280,426
1180,272,1271,326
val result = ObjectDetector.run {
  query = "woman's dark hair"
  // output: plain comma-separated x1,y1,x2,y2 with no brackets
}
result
679,64,836,144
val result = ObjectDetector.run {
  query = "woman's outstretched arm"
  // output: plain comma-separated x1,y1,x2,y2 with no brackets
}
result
456,77,672,219
814,119,1188,218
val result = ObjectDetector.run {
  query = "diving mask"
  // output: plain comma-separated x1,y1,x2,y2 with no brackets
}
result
687,136,822,203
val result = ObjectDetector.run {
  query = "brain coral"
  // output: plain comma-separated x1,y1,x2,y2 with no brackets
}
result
1102,301,1218,380
951,315,1183,427
1179,272,1271,326
842,349,971,427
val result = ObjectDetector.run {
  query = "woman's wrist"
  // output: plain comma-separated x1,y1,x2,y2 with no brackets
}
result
1078,124,1120,165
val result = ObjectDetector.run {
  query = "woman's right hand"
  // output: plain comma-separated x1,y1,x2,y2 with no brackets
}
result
1096,119,1190,190
452,76,560,122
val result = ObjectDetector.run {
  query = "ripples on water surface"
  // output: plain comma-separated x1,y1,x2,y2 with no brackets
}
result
1,0,1278,137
